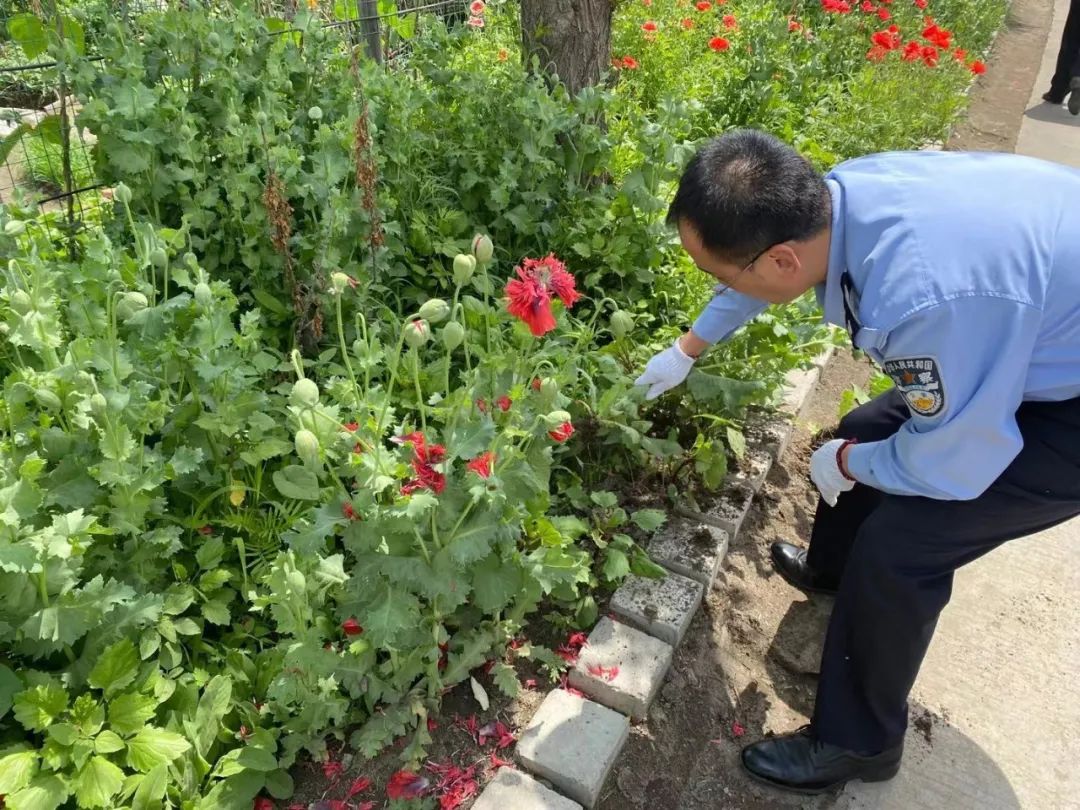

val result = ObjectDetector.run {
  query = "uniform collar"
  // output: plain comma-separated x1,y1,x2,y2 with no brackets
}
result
817,178,848,329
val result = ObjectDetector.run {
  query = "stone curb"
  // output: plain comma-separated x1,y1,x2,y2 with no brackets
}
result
477,353,831,809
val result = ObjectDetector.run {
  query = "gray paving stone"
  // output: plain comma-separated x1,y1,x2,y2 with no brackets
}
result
781,364,821,416
705,483,755,538
568,617,673,719
609,570,703,646
728,449,774,494
472,767,582,810
647,517,729,588
517,690,629,808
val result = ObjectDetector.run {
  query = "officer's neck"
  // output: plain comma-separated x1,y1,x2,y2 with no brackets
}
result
797,224,833,290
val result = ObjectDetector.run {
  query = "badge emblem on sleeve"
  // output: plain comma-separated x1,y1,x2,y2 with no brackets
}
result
884,357,945,417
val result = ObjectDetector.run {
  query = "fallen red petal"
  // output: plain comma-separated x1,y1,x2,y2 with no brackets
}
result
347,776,373,798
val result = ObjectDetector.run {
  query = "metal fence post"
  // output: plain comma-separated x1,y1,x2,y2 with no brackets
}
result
357,0,382,64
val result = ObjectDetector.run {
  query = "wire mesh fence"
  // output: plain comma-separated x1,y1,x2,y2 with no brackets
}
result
0,0,469,242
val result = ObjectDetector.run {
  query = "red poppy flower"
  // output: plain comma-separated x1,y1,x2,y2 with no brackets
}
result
788,18,802,31
953,47,967,60
866,44,888,61
347,777,373,798
343,502,360,521
642,20,658,31
467,15,484,27
466,452,495,479
548,421,575,442
681,16,694,28
921,22,951,48
643,0,652,5
506,255,580,337
621,55,640,69
695,0,711,9
821,0,852,12
323,760,344,781
871,28,901,49
254,798,275,810
342,618,363,636
497,47,508,61
387,770,429,800
970,60,986,74
861,0,874,11
470,0,485,12
722,13,737,27
531,378,542,391
198,525,213,536
921,44,939,66
901,40,922,60
497,396,512,412
708,36,730,51
914,0,926,7
877,7,891,18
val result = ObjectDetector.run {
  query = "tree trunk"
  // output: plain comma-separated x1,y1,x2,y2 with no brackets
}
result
520,0,613,96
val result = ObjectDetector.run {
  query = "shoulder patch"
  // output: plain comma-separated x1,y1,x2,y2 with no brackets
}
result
884,356,945,417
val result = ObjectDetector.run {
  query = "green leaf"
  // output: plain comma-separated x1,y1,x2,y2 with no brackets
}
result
273,466,322,500
13,683,68,732
192,675,231,759
56,16,85,54
172,618,200,635
72,756,124,808
125,728,191,773
264,769,293,800
201,599,231,626
47,724,77,746
405,491,438,519
88,639,139,698
0,665,23,720
0,747,38,794
630,509,667,533
726,427,747,461
687,371,766,411
93,731,125,755
590,491,618,508
6,774,68,810
108,693,157,737
602,548,631,581
235,746,278,772
362,581,421,648
471,553,523,613
130,763,167,810
195,536,225,569
169,446,204,476
630,553,668,580
251,288,289,316
492,662,520,698
7,13,46,58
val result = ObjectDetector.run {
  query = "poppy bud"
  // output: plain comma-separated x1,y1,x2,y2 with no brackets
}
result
90,393,108,418
453,254,476,285
471,234,494,264
610,310,634,338
330,272,350,295
441,321,465,350
295,429,321,467
34,389,61,411
308,106,323,121
291,378,320,407
543,410,572,427
286,569,307,593
418,298,450,324
116,291,148,321
404,319,430,348
150,247,168,270
114,183,132,205
540,378,558,398
10,290,32,314
193,282,213,308
4,220,25,236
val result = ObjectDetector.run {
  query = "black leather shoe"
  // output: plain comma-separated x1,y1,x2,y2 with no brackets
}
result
770,542,838,596
1069,78,1080,116
741,726,902,795
1042,90,1066,105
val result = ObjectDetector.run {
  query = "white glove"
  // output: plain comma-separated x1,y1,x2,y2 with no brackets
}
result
810,438,857,507
635,339,696,400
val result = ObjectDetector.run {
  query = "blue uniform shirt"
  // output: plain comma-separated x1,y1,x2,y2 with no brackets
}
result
691,150,1080,500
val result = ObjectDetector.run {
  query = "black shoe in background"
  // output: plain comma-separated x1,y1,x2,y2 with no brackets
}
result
741,726,903,795
1068,77,1080,115
1042,90,1066,104
770,542,839,596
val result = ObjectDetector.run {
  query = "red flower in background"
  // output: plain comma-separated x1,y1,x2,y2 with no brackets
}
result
681,16,694,28
342,618,363,636
922,22,952,48
953,47,968,60
548,422,575,443
395,433,447,495
902,40,922,61
871,28,901,50
466,452,495,479
467,15,484,27
620,55,640,69
696,0,712,9
914,0,927,7
642,20,658,31
347,777,373,798
867,44,888,61
709,36,730,51
506,255,580,337
970,59,986,74
788,18,802,31
497,47,508,61
387,770,429,800
921,44,939,66
497,395,512,412
877,7,891,18
342,502,360,521
821,0,852,12
254,799,274,810
470,0,485,12
722,13,737,28
861,0,874,11
323,760,344,781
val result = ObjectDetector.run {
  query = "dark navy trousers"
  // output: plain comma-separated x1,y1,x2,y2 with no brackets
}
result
805,388,1080,753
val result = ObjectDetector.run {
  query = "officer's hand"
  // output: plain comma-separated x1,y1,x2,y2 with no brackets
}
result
635,339,697,400
810,439,856,507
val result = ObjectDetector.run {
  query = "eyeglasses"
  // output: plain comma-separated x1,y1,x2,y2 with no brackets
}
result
713,245,770,298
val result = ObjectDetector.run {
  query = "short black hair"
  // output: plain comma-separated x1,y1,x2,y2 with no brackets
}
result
666,129,830,266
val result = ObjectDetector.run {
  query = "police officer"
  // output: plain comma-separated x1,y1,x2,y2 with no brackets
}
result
635,129,1080,794
1043,0,1080,114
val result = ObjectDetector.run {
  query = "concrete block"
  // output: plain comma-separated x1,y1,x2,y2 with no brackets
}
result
517,690,629,808
568,617,674,719
609,571,703,647
472,768,583,810
706,484,755,539
781,364,821,417
647,518,729,588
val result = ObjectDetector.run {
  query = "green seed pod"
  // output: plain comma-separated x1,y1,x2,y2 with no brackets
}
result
308,106,323,121
543,410,572,428
193,282,213,308
227,113,241,129
610,310,634,339
10,290,32,314
255,111,268,127
4,220,25,236
404,319,430,349
291,378,320,408
114,183,132,205
286,569,307,593
418,298,450,324
295,429,321,468
183,252,198,269
34,389,62,411
452,254,476,285
441,321,465,351
90,393,108,418
471,234,494,264
150,247,168,270
116,291,148,321
330,272,350,295
540,378,559,399
206,32,221,48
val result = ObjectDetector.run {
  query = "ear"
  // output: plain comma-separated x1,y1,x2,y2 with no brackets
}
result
767,243,802,278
